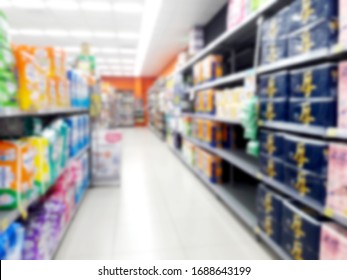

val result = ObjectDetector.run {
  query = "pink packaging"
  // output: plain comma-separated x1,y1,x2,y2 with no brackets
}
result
340,0,347,45
227,0,247,30
320,223,347,260
338,62,347,129
327,144,347,218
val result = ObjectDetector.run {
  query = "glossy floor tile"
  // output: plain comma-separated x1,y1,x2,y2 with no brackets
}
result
55,128,273,260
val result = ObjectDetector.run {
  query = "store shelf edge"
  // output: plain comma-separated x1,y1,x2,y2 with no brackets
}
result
0,145,90,232
174,0,279,75
256,229,291,260
168,145,256,230
0,108,89,119
181,113,241,125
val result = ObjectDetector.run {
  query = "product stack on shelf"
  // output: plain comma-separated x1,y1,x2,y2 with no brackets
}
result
148,0,347,260
0,9,91,260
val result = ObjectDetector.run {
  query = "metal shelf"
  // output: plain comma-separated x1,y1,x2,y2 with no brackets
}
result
181,113,241,125
257,45,347,75
191,70,252,92
260,121,347,140
256,228,291,260
175,0,282,74
168,145,256,230
0,108,89,119
183,135,259,177
0,144,90,232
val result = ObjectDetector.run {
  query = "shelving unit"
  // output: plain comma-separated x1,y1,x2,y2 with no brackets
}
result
0,108,88,119
0,144,90,233
181,113,242,125
167,143,291,260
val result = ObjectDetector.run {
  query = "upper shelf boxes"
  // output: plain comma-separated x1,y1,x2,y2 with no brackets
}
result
193,55,224,85
260,0,338,65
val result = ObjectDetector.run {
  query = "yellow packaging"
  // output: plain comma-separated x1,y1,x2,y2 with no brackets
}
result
26,137,51,195
15,46,48,111
203,55,223,82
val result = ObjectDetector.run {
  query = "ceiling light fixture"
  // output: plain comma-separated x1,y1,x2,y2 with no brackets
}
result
12,0,46,9
120,48,137,54
94,31,117,38
20,29,44,36
45,29,68,37
80,1,111,12
46,0,79,11
118,32,139,40
135,0,163,76
70,30,92,38
113,2,142,14
101,48,118,54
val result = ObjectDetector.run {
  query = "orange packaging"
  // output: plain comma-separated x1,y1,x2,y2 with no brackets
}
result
50,48,66,77
203,55,224,82
0,140,35,210
47,76,57,108
58,78,70,107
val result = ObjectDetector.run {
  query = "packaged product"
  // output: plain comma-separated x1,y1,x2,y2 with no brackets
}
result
259,71,289,99
0,140,35,210
326,144,347,218
0,46,14,70
195,90,215,114
284,134,328,175
256,184,284,244
0,11,10,47
320,223,347,260
42,127,59,185
261,37,287,65
338,61,347,130
260,153,285,182
261,7,291,41
0,222,25,260
251,0,270,12
15,46,48,111
339,0,347,45
284,164,327,205
47,76,57,108
188,27,204,56
288,19,338,57
289,0,338,32
202,55,223,82
26,137,51,195
259,98,288,122
259,130,285,159
288,97,337,127
0,71,17,108
290,63,337,99
227,0,247,31
281,201,322,260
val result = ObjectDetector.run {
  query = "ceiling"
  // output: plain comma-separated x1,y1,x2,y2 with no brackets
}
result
0,0,227,77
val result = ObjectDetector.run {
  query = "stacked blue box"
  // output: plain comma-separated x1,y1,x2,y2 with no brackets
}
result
259,98,288,122
289,0,338,33
288,19,338,57
259,71,290,99
289,63,338,128
259,130,285,159
281,201,323,259
283,134,328,205
260,153,286,183
257,184,285,244
260,7,290,65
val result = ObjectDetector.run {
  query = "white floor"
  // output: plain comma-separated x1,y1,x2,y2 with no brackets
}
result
55,128,274,260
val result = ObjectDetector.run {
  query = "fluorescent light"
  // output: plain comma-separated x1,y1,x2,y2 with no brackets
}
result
135,0,163,75
120,48,136,54
118,32,139,40
20,29,44,36
0,0,12,8
121,58,135,63
13,0,45,9
45,29,68,37
101,48,118,54
94,31,117,38
10,28,20,35
80,1,111,11
70,30,92,38
47,0,79,10
113,2,142,13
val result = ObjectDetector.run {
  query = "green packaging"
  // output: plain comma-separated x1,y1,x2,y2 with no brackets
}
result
0,11,10,47
0,71,17,108
0,47,15,70
42,127,59,185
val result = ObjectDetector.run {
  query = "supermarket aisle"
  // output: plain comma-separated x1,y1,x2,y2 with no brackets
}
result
55,128,273,260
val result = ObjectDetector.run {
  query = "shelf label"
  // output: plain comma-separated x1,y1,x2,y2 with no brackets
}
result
326,128,338,138
1,218,9,232
332,44,345,54
324,208,334,218
254,226,261,235
258,120,264,126
256,172,264,180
